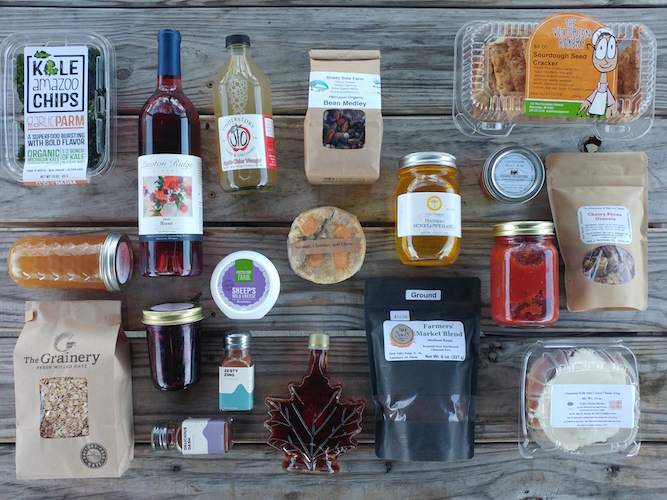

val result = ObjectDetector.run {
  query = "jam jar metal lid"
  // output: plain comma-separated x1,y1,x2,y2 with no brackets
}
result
481,146,545,204
100,233,134,292
142,302,204,326
399,152,457,170
493,221,554,237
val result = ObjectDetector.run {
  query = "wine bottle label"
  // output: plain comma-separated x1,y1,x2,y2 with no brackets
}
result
218,114,277,172
23,45,89,186
219,365,254,411
181,418,230,454
138,154,203,241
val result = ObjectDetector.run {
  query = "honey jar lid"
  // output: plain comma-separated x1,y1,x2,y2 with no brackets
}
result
100,234,134,292
308,333,330,349
142,302,204,326
493,221,554,237
399,152,457,169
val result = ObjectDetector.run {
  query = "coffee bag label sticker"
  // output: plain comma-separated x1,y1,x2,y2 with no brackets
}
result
382,320,466,362
390,310,411,321
578,205,632,245
308,71,381,109
550,384,635,428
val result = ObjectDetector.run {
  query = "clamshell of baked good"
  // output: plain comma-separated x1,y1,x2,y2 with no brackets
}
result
453,15,656,140
287,206,366,284
520,340,640,458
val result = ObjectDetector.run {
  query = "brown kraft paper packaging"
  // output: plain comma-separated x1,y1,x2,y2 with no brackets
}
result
546,152,648,311
305,50,382,184
14,301,134,479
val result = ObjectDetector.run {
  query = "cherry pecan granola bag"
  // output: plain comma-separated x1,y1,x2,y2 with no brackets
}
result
13,301,134,479
546,152,648,311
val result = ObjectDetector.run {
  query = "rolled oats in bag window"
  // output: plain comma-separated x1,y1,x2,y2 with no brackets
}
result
14,301,134,479
546,152,648,311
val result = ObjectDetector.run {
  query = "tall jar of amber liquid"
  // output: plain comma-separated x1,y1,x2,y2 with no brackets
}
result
395,152,462,265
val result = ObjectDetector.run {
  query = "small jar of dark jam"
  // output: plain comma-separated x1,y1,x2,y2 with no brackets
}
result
143,302,204,390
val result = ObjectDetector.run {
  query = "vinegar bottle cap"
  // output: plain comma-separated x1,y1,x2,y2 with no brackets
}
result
226,34,251,47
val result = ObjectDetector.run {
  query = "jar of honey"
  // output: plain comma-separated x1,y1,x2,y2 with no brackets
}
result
490,221,559,327
7,234,133,291
395,152,461,265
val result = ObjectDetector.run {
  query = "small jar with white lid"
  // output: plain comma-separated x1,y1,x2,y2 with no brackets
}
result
480,146,545,204
210,251,280,320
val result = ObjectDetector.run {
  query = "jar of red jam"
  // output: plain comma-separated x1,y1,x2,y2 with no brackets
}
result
490,221,559,327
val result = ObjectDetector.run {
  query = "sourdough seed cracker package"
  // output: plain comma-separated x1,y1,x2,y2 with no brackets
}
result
305,50,382,184
14,301,134,479
546,152,648,311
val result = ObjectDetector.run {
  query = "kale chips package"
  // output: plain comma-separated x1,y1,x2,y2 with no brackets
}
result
365,277,481,462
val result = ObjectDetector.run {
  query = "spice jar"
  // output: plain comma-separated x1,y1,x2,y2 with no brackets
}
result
152,417,233,454
490,221,559,327
395,152,461,265
219,331,254,411
143,302,203,391
7,234,133,291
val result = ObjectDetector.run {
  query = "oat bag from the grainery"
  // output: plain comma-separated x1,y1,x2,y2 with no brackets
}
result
547,152,648,311
14,301,134,479
304,50,382,184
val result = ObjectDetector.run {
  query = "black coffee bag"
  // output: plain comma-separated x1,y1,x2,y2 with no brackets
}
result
365,277,481,462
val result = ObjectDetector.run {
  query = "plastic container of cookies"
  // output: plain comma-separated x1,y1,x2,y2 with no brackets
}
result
453,14,656,140
520,340,640,458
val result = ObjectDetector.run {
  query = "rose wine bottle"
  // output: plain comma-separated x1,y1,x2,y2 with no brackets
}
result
138,29,203,277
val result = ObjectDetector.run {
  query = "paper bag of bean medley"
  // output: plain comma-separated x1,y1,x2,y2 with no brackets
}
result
305,50,383,184
13,301,133,478
546,152,648,311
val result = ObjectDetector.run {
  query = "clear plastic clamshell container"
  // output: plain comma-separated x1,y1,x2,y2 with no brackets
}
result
0,32,116,184
454,16,657,140
520,340,640,458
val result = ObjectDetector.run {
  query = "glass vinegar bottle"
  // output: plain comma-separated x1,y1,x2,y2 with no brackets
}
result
213,34,277,194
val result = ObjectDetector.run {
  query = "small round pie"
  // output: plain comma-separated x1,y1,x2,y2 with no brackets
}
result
287,206,366,284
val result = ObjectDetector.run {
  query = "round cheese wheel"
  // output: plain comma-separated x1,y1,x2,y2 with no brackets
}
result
287,206,366,284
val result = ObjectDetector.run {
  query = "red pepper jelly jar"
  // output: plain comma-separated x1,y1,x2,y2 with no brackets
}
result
143,302,203,390
490,222,559,327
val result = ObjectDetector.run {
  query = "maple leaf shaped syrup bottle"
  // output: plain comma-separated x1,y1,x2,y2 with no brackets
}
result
264,334,364,474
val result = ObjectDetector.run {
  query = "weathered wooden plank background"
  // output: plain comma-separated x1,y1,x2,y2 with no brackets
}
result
1,1,667,498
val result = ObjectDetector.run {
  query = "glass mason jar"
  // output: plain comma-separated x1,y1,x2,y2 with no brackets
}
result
7,233,133,291
490,221,559,327
395,152,462,265
142,302,203,390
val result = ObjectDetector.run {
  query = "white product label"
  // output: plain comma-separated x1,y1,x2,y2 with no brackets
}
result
382,320,466,362
218,114,277,172
308,71,381,109
578,206,632,245
405,289,441,301
219,365,255,394
492,153,537,196
550,384,635,429
180,418,227,454
397,192,462,238
116,242,132,284
390,310,410,321
23,45,89,185
138,154,203,241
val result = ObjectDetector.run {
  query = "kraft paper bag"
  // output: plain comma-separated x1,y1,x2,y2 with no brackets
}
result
14,300,134,478
547,152,648,311
305,49,383,184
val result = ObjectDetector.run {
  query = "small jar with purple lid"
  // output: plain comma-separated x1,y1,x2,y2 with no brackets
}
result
142,302,204,391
